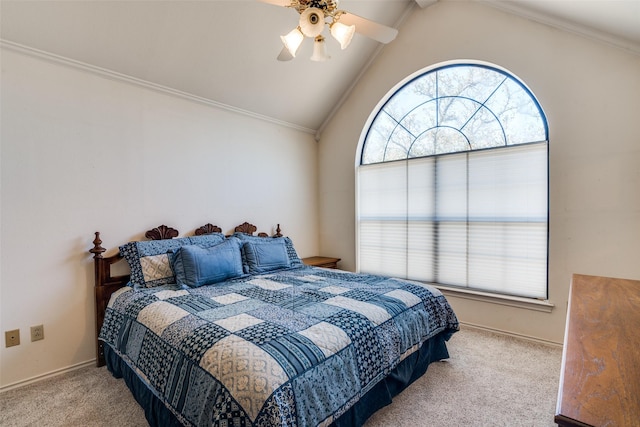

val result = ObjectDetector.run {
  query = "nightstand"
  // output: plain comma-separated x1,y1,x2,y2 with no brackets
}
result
302,256,341,269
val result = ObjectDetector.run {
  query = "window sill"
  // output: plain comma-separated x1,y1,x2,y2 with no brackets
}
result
434,285,555,313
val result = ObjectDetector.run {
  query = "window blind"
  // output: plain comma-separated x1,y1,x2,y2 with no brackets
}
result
357,142,548,299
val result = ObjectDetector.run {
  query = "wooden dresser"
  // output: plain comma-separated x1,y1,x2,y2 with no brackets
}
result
555,274,640,427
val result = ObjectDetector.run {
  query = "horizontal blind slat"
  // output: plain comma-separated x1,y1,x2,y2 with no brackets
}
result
358,142,548,299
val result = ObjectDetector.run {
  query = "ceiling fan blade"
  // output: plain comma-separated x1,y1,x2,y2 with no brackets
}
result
339,12,398,44
277,46,294,61
257,0,293,6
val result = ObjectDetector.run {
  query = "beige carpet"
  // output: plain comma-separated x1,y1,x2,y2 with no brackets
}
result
0,327,562,426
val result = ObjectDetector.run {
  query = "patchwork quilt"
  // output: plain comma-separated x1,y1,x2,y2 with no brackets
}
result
100,266,459,427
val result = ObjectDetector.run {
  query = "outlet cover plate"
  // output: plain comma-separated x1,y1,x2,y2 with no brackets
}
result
31,325,44,342
5,329,20,347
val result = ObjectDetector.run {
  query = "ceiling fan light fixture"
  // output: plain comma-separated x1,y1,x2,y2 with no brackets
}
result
330,21,355,50
299,7,325,37
310,35,330,62
280,27,304,57
264,0,399,62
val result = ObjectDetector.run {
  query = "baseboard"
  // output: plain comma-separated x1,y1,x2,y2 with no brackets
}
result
0,359,96,393
0,323,560,392
459,321,563,348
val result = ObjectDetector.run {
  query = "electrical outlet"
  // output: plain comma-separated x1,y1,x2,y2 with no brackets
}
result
31,325,45,342
5,329,20,347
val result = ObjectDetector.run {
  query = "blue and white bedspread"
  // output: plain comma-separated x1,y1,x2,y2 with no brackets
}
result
100,266,459,426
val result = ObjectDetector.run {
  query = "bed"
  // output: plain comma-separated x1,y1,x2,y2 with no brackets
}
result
91,222,459,427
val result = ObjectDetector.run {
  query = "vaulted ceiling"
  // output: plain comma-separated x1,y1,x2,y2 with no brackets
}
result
2,0,639,137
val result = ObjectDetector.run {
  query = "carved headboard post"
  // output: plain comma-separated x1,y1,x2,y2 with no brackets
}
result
91,225,178,367
90,232,107,293
275,224,283,238
91,231,128,367
90,232,106,259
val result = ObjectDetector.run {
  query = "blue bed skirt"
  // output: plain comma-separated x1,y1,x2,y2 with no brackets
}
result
104,331,452,427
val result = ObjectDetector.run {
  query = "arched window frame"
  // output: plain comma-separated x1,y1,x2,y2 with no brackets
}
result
355,60,549,300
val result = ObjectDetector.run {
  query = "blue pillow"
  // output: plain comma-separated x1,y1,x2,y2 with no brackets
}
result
232,233,303,267
188,233,227,248
241,238,291,274
170,238,243,288
119,232,226,288
120,237,190,288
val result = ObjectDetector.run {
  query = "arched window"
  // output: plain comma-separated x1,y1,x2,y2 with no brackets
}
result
357,62,548,299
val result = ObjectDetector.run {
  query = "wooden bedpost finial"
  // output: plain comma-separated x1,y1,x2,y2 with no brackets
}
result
90,232,106,259
275,224,283,238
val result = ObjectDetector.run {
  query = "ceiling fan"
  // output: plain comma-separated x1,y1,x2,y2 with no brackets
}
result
259,0,399,62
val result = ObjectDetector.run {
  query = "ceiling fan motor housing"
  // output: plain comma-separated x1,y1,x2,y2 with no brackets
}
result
298,0,338,14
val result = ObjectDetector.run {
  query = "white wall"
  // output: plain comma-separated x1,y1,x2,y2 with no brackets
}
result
0,49,318,388
3,0,639,389
318,1,640,344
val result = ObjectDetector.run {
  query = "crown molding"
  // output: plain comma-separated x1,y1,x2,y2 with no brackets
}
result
414,0,438,9
478,0,640,57
1,39,317,136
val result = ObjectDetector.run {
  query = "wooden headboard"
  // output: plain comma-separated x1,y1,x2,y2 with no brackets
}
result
89,222,281,367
